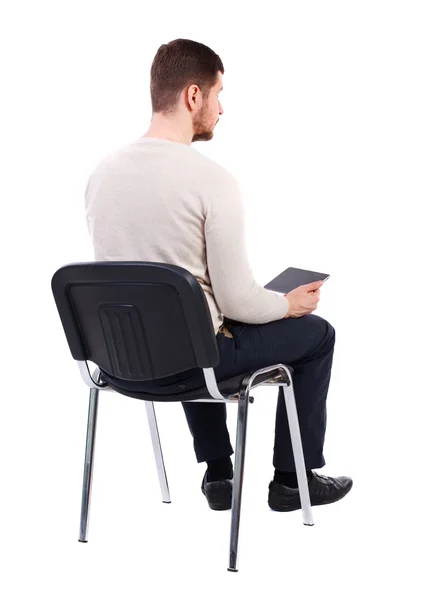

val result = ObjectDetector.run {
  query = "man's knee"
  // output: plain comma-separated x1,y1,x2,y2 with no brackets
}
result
306,314,336,347
326,319,336,346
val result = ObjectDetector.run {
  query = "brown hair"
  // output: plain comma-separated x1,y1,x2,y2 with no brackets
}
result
150,39,224,114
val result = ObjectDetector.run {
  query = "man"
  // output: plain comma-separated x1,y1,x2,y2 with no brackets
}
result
85,38,353,512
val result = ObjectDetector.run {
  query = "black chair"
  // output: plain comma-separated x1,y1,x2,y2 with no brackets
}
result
51,261,314,572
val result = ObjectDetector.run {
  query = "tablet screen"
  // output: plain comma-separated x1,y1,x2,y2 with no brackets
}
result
264,267,330,294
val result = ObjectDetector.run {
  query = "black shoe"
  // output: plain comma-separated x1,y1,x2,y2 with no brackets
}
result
268,471,353,512
201,471,233,511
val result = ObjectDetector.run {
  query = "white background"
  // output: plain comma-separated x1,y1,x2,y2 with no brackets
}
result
1,0,438,597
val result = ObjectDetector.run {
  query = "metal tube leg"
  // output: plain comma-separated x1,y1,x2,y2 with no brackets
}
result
79,388,99,542
228,388,250,573
283,372,314,526
144,401,171,504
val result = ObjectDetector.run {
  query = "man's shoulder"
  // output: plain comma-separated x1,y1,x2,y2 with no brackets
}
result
85,143,129,179
86,138,240,193
190,148,239,189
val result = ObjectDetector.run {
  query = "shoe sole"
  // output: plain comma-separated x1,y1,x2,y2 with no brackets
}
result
268,480,353,512
202,486,232,511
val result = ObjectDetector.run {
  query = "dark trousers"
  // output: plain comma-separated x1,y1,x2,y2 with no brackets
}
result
127,314,335,472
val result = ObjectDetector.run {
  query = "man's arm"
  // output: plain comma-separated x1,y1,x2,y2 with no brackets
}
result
204,171,289,323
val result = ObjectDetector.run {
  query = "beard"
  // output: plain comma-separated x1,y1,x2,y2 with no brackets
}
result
192,129,214,143
192,106,217,142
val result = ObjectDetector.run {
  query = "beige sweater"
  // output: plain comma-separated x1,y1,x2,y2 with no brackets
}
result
84,137,288,335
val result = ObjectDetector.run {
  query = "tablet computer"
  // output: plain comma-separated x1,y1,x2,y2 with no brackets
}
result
264,267,330,294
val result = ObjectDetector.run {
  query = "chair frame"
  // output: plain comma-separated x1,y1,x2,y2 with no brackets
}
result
77,359,314,572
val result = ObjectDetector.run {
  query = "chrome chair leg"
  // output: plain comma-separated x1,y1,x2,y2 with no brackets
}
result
228,381,251,572
282,369,314,526
144,401,171,503
79,388,99,542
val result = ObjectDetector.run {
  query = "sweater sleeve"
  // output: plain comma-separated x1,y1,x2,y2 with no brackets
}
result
204,170,289,324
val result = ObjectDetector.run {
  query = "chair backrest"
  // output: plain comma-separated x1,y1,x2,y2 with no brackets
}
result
51,261,220,381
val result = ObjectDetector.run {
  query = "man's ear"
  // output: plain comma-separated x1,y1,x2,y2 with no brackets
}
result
187,84,201,110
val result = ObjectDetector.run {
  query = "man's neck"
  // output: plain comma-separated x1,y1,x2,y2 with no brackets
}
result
143,115,192,145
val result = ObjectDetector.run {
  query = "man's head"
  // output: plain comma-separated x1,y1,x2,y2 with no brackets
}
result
150,39,224,143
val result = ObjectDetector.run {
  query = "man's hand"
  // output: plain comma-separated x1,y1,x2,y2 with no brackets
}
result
283,280,323,318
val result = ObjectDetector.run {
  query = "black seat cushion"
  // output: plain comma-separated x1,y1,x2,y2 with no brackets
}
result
99,366,293,402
